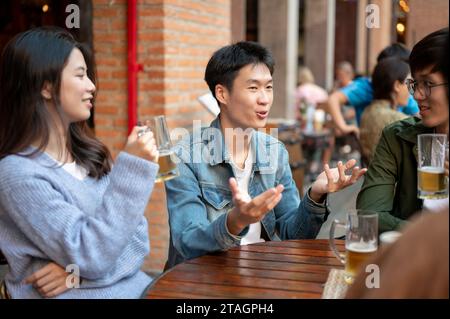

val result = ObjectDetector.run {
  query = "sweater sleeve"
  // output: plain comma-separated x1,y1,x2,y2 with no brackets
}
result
0,152,158,280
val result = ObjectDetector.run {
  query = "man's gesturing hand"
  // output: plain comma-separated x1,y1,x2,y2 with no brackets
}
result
226,178,284,236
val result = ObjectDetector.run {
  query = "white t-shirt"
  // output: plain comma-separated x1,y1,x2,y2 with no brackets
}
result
48,152,89,181
59,160,88,180
230,146,265,245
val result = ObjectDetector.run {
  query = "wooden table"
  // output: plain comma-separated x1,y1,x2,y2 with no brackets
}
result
146,239,344,299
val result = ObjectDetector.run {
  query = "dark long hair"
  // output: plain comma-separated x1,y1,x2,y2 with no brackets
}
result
372,57,410,105
376,42,410,63
0,26,112,178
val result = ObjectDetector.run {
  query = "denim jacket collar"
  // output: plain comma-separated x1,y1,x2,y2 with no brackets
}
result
205,116,277,172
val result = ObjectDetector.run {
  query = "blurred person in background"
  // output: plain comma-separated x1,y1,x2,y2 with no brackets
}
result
325,43,419,137
359,57,410,166
332,61,356,128
334,61,354,90
294,66,328,122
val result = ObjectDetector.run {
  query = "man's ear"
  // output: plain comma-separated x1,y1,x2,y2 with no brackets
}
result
215,84,228,106
41,82,52,100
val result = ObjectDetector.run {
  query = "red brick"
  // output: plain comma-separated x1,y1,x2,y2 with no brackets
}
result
93,0,230,275
140,82,165,91
95,129,121,138
94,8,124,18
139,7,164,17
94,57,120,67
95,105,119,115
138,32,164,42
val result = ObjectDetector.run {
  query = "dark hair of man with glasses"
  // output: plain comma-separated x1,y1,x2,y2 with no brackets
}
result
357,27,449,233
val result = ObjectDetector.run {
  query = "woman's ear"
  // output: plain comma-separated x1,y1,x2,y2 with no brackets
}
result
215,84,228,106
41,82,52,100
393,80,401,94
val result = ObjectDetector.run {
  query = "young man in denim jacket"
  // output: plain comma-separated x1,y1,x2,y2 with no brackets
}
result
165,42,366,269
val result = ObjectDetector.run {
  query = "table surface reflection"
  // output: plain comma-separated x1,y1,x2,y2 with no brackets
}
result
146,239,345,299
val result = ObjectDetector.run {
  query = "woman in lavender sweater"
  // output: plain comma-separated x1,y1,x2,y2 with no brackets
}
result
0,27,159,298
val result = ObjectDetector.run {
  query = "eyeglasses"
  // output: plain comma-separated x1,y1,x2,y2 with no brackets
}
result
406,79,448,98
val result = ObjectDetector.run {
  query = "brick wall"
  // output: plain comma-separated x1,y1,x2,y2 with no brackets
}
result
93,0,128,153
93,0,230,275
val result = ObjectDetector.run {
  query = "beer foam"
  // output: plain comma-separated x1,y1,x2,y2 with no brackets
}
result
346,241,377,253
419,166,445,174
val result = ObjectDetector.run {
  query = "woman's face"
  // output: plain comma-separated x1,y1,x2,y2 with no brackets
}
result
59,48,96,123
413,66,448,132
394,78,410,107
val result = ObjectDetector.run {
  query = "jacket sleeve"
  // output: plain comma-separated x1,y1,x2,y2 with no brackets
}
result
273,144,328,239
165,157,242,261
356,130,408,232
0,152,158,280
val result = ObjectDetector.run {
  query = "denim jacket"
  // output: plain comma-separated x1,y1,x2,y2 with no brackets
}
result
165,117,328,269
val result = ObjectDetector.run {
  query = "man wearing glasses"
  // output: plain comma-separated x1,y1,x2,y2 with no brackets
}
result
357,28,449,233
405,78,448,99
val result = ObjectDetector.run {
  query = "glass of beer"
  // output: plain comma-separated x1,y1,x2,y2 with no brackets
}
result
145,116,179,183
329,211,378,284
417,134,448,199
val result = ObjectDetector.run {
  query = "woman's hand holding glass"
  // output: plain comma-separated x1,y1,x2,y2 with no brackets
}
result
124,126,159,164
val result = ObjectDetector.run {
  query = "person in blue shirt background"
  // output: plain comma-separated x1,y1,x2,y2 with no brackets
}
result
326,43,420,137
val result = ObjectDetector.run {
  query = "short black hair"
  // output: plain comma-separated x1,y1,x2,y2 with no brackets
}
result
409,27,448,81
204,41,274,103
372,57,410,101
377,42,410,63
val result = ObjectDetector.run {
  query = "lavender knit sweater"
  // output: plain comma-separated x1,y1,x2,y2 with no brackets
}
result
0,149,159,298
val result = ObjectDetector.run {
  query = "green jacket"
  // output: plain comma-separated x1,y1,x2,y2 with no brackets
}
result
357,117,433,232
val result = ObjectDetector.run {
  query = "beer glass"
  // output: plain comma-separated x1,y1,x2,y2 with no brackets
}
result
329,211,378,284
417,134,448,199
144,116,179,183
